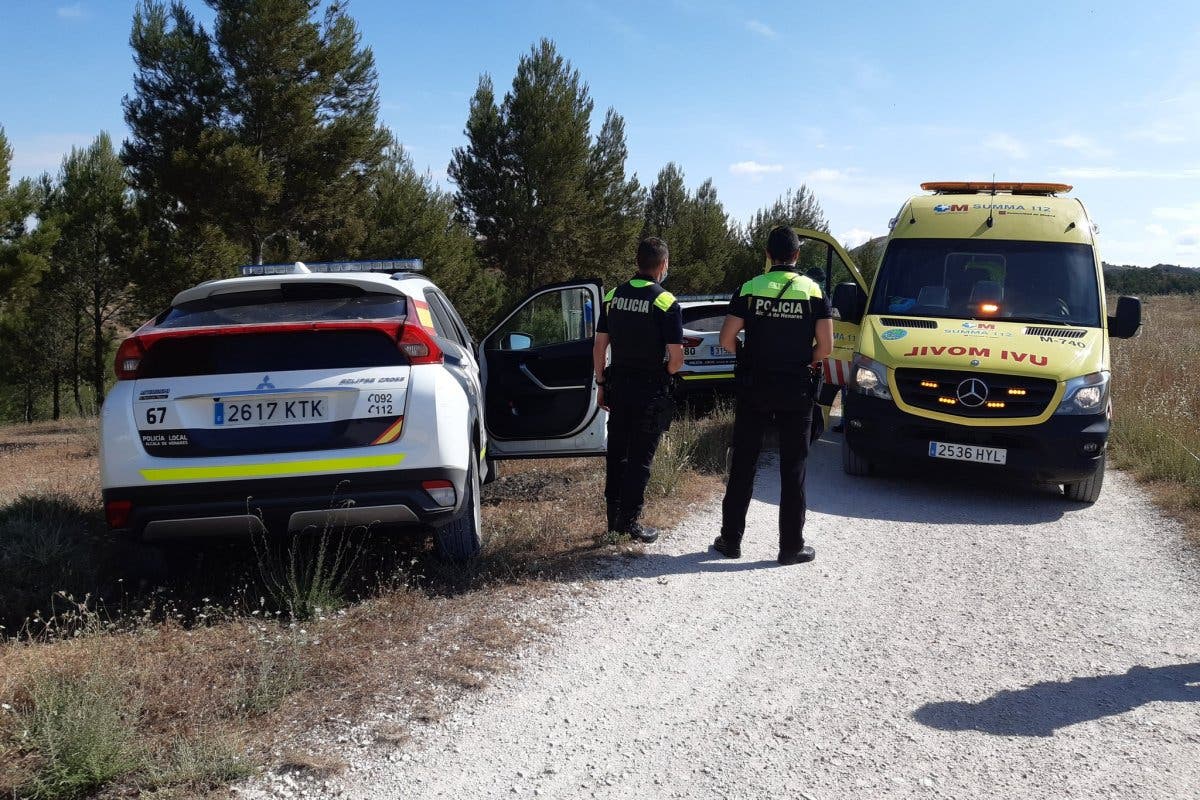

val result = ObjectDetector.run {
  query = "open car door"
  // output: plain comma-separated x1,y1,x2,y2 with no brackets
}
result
479,280,607,459
790,229,870,417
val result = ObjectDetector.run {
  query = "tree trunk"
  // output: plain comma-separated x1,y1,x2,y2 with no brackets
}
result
72,308,83,414
92,286,105,406
52,371,61,421
24,383,34,424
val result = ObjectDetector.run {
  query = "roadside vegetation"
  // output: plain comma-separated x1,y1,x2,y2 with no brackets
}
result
0,405,734,798
1109,294,1200,536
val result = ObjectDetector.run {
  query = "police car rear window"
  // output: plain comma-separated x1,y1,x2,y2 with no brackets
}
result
681,304,727,333
157,284,407,329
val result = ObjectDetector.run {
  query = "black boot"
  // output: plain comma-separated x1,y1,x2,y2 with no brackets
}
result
625,522,659,544
712,535,741,558
778,545,816,565
606,502,622,534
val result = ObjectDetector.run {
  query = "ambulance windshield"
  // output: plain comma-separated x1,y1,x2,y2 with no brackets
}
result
868,238,1101,327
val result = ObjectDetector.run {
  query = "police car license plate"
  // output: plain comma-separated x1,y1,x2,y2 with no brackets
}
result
928,441,1007,465
709,345,730,356
214,396,328,427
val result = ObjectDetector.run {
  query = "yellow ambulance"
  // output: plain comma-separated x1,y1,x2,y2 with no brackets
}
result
831,181,1142,502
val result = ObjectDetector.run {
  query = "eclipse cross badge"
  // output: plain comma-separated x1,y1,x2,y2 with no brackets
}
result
956,378,988,407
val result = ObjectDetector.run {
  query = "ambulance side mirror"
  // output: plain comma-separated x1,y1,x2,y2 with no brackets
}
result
832,282,867,325
1108,296,1142,339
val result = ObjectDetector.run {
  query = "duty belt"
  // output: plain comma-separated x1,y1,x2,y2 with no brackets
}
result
609,367,672,387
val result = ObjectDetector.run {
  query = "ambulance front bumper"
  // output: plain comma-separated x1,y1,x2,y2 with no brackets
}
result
843,394,1108,483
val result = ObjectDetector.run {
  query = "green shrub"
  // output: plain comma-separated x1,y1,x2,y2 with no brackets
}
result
19,671,142,800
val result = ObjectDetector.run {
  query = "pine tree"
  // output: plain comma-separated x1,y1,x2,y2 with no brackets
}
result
642,164,735,294
728,186,829,290
45,132,137,406
360,139,501,333
122,0,389,265
0,129,60,421
449,39,642,296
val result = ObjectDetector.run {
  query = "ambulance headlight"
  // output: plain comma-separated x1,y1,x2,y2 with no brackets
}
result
1056,371,1110,415
852,355,891,400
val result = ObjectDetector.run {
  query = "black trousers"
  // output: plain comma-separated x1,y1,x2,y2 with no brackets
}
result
604,376,673,531
721,380,815,553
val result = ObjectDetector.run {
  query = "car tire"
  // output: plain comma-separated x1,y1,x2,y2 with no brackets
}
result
842,433,871,477
1063,453,1105,503
435,454,483,561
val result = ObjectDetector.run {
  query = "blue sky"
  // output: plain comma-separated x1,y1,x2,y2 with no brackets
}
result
3,0,1199,267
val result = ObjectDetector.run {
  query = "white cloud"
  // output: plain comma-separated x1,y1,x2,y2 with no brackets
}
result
805,168,850,182
745,20,777,39
56,3,84,18
1153,203,1200,222
7,133,94,177
1127,121,1187,144
1053,166,1200,180
839,227,877,249
1050,134,1113,159
1145,223,1169,238
981,133,1029,160
1177,225,1200,251
729,160,783,176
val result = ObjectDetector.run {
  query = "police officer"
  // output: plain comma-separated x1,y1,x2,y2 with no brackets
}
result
593,237,684,544
712,226,833,565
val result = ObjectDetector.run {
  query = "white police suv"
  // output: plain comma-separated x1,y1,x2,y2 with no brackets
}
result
676,295,738,394
100,261,606,559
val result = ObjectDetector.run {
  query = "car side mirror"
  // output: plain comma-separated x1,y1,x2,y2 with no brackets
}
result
831,282,867,325
1107,296,1142,339
501,332,533,351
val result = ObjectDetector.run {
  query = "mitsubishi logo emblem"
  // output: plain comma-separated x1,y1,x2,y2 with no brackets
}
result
956,378,989,407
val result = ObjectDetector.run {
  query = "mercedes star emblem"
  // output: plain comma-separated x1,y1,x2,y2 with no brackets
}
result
956,378,989,407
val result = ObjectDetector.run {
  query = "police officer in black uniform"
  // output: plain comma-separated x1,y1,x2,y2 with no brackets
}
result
593,237,684,544
712,226,833,564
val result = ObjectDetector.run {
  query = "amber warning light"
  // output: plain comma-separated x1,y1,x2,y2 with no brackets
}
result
980,303,1000,314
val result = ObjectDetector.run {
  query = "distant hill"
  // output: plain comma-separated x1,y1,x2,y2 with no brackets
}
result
1103,262,1200,295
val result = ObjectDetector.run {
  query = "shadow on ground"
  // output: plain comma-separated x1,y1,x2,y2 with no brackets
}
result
747,431,1077,527
912,662,1200,737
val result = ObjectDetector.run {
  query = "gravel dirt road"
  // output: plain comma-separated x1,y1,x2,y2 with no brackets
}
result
284,432,1200,799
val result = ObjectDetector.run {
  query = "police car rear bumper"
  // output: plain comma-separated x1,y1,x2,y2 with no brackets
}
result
104,467,467,539
843,394,1108,483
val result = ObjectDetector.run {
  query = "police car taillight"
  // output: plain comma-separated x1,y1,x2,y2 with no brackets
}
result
682,336,703,348
105,499,133,529
422,480,456,507
114,337,146,380
398,324,443,365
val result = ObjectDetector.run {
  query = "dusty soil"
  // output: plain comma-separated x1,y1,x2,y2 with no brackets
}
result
266,432,1200,800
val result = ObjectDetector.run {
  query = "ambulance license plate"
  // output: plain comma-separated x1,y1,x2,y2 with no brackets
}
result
928,441,1007,465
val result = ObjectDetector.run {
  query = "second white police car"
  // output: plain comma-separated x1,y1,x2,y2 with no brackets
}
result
100,261,607,559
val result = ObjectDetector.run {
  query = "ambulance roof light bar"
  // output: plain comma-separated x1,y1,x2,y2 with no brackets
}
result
921,181,1073,196
238,259,424,277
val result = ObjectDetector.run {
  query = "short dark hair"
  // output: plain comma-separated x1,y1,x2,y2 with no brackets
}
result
636,237,669,272
766,226,801,263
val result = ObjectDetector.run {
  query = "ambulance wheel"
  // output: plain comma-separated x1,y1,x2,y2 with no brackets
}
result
435,455,483,561
1063,454,1105,503
842,434,871,477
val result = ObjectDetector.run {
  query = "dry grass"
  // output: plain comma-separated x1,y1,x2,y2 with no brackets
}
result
1109,294,1200,535
0,414,728,798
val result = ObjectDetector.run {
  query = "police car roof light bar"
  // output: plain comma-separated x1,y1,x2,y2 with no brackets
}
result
238,259,424,277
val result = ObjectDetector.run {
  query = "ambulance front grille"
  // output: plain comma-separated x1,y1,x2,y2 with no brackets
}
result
880,317,938,329
1024,326,1087,338
894,368,1057,418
